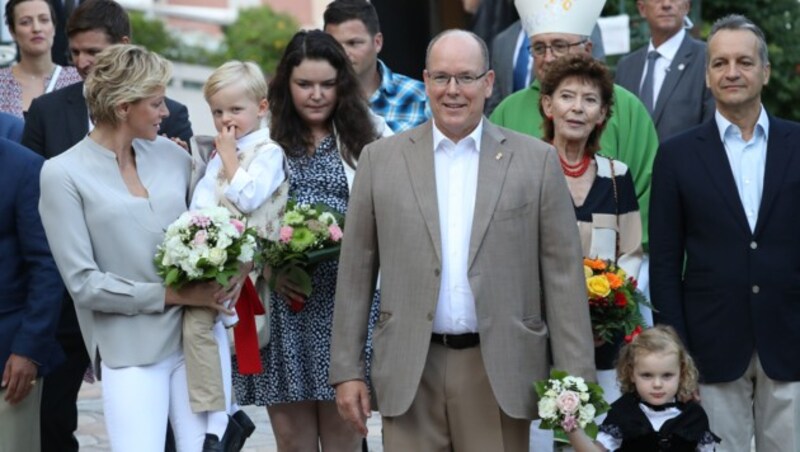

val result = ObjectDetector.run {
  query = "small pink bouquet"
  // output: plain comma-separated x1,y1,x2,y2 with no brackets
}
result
261,200,344,312
534,370,609,437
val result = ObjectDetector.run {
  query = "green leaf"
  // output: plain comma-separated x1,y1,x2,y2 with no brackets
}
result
165,268,180,287
283,266,313,297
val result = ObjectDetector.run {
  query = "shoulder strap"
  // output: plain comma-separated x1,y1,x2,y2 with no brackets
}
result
45,66,62,93
606,156,621,261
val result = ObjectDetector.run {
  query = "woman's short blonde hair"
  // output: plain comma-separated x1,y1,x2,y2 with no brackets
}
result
84,44,172,127
203,60,267,104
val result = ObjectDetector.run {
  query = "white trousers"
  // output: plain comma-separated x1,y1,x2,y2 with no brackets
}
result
102,350,205,452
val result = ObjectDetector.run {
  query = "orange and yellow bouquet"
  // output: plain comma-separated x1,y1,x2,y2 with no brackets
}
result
583,258,651,343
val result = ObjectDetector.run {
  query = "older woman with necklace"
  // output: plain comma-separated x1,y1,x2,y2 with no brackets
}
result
539,54,643,407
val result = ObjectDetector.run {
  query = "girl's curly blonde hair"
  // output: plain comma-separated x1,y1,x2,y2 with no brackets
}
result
616,325,699,401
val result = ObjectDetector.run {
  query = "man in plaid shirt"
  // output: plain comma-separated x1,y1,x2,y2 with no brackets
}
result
324,0,429,133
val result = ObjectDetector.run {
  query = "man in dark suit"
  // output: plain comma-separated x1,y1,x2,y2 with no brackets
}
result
0,137,64,451
21,1,192,450
650,14,800,452
615,0,714,142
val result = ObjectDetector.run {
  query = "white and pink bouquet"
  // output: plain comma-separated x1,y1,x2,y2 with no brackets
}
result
261,200,344,312
155,206,258,289
534,370,609,437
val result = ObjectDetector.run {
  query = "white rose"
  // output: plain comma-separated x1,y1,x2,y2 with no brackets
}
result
319,212,336,226
208,248,227,267
538,397,557,421
580,391,590,402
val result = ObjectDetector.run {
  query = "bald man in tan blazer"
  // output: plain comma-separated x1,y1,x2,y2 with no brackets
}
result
330,30,594,452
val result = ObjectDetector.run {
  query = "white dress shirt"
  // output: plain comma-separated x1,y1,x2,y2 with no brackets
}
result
715,107,769,232
190,127,285,212
640,28,686,103
431,120,482,334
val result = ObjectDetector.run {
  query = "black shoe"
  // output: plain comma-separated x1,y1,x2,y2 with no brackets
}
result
232,410,256,439
221,415,246,452
202,434,223,452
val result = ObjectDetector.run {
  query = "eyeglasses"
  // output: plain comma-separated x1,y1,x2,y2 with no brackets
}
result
529,40,587,57
427,70,489,86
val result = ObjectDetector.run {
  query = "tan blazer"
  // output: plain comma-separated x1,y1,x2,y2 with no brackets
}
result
330,120,595,419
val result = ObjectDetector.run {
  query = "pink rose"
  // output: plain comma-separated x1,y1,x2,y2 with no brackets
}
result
230,219,245,234
193,230,208,246
279,226,294,243
561,414,578,432
555,390,581,415
328,224,343,242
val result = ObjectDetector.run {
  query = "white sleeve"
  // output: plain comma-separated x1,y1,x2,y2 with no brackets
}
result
223,143,286,213
596,430,621,451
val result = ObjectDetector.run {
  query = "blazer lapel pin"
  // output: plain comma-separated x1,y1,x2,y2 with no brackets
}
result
678,63,686,71
495,152,503,160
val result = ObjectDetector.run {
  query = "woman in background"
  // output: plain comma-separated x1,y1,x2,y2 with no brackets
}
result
0,0,80,117
539,53,643,406
231,30,390,452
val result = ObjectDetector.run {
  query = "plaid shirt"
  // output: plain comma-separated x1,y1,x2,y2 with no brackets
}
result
369,60,430,133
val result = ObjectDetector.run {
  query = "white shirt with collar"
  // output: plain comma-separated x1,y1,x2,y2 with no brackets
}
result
640,28,686,103
190,127,285,212
431,119,482,334
715,107,769,232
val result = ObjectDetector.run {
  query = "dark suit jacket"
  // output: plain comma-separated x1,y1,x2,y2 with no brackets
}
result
616,33,714,142
21,81,192,334
649,116,800,383
0,112,24,143
0,138,65,376
23,82,193,160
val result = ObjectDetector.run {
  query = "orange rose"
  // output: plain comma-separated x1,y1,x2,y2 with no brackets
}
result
583,258,607,271
605,272,624,289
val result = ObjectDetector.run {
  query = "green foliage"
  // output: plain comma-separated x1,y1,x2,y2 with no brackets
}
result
220,5,298,76
603,0,800,120
129,11,178,55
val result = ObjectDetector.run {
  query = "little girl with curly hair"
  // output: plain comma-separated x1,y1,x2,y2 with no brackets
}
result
568,325,721,451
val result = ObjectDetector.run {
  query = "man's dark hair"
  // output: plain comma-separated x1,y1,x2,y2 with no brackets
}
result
66,0,130,43
323,0,380,36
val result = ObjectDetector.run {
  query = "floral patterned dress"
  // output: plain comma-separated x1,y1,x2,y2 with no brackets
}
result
0,65,81,118
231,135,380,405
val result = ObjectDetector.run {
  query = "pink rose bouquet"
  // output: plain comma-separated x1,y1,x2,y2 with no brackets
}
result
534,370,609,437
261,200,344,312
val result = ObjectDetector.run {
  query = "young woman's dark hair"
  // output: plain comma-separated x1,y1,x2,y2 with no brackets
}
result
268,29,377,167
